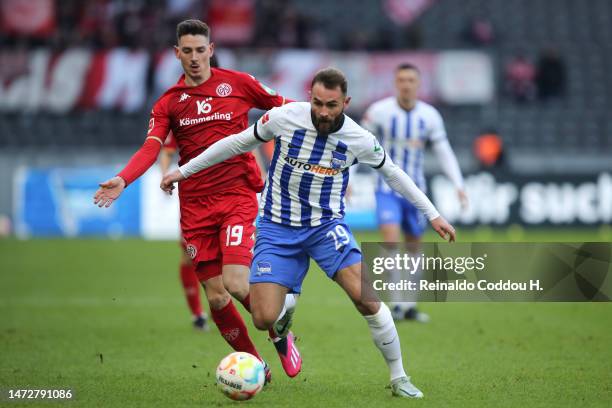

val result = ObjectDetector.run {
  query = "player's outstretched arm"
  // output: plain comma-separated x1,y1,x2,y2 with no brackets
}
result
94,176,126,208
376,158,456,242
160,125,263,194
94,138,162,207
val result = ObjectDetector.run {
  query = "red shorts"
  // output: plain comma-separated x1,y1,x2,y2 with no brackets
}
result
180,186,258,281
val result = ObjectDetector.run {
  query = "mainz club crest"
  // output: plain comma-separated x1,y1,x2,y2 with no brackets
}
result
216,83,232,97
186,244,197,259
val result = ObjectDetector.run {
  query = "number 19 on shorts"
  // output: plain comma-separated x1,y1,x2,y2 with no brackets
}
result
226,225,244,247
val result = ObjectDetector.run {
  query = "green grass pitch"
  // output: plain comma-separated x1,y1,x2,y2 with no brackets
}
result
1,228,611,407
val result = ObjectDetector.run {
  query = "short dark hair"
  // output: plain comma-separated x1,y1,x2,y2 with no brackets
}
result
176,19,210,43
396,63,420,74
311,68,348,95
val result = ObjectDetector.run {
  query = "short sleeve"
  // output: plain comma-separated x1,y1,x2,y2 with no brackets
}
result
354,130,386,169
254,107,282,142
240,73,287,110
147,97,171,143
429,108,447,143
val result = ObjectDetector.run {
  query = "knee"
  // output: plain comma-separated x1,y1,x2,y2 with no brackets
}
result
203,282,231,310
208,292,231,310
251,308,276,331
223,274,249,299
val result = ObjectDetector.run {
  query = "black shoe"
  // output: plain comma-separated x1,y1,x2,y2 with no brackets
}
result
404,307,430,323
193,314,209,331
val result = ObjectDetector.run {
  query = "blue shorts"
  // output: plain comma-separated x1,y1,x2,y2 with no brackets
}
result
375,191,427,237
250,218,362,293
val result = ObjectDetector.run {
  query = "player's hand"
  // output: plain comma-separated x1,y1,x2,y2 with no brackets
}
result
430,216,456,242
457,189,469,210
94,176,126,208
160,169,185,195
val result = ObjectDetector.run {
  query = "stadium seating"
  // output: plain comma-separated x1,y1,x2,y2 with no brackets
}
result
1,0,609,154
416,0,610,153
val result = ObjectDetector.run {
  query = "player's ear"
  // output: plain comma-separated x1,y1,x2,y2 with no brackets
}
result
343,96,351,109
208,42,215,57
174,45,180,59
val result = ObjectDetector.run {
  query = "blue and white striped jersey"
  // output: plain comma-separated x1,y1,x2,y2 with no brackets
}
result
255,102,386,227
362,98,447,194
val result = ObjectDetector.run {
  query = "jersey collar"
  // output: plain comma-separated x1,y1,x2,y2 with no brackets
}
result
176,68,216,88
395,98,418,112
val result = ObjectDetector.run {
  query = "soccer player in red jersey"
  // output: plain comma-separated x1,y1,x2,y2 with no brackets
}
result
93,19,301,379
160,132,208,331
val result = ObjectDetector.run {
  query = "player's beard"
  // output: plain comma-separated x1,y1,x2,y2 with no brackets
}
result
311,109,345,134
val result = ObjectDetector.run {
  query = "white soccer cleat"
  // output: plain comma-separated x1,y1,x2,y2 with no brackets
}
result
273,305,295,339
390,376,424,399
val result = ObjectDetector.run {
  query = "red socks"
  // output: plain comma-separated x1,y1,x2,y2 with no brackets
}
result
210,299,261,361
179,263,203,317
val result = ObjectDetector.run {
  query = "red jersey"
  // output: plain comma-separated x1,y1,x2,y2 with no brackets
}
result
148,68,288,198
163,131,178,151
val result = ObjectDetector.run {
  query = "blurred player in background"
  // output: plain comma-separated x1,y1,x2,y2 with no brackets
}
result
161,68,457,398
159,131,208,331
362,63,467,322
93,19,301,380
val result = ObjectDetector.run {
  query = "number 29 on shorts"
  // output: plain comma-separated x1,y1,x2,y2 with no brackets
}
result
326,225,350,251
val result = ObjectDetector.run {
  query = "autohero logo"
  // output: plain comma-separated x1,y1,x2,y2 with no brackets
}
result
372,253,487,275
284,156,342,176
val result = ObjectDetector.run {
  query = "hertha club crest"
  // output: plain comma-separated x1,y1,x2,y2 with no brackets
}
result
185,244,197,259
216,83,232,97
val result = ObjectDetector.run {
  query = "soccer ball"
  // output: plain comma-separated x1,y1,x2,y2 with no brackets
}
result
215,352,265,401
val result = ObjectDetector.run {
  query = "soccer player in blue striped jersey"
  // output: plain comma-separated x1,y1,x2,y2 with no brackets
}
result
361,63,467,322
161,68,456,399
